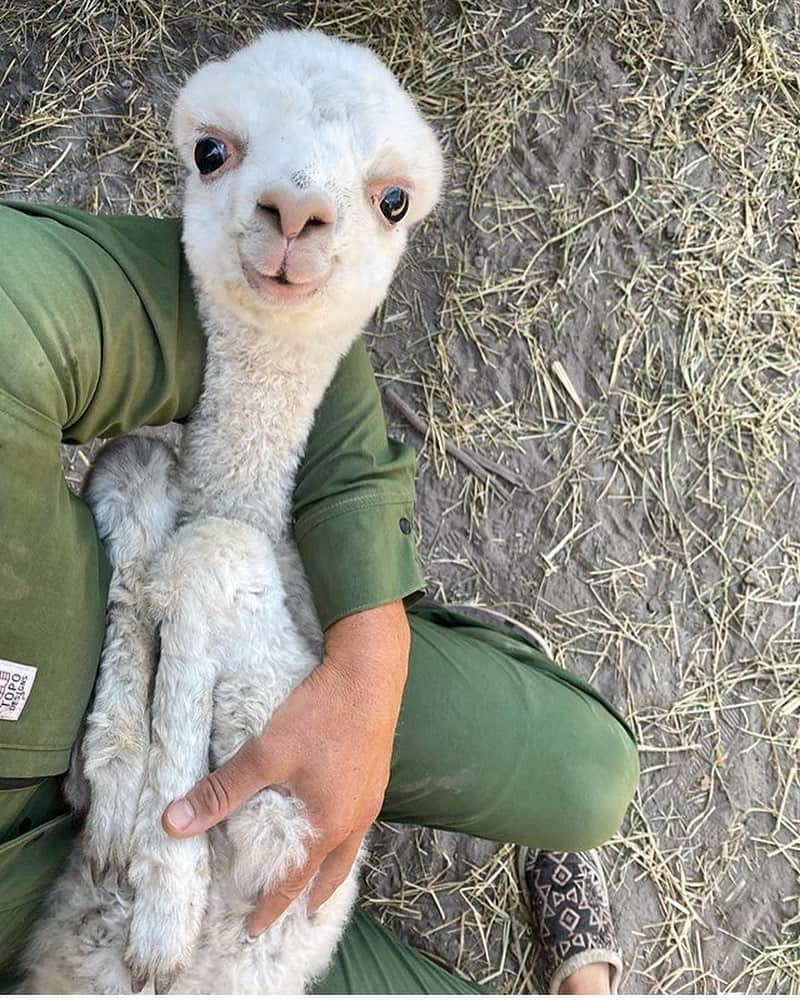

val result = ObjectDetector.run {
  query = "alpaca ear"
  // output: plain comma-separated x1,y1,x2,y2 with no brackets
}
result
169,100,217,174
413,124,446,220
170,95,197,171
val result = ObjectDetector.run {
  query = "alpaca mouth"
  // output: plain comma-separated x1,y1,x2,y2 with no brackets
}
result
241,258,329,304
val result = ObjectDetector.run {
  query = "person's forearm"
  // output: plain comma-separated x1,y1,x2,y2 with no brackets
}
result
318,600,410,707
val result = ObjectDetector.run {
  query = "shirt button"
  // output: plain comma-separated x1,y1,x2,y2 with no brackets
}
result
399,517,412,535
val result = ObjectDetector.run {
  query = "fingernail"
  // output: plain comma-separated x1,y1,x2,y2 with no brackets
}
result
165,798,195,830
245,933,258,945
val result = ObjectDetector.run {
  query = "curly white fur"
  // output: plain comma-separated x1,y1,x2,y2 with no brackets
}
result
21,28,442,995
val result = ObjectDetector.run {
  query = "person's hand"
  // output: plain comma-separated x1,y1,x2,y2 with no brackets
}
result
161,600,410,935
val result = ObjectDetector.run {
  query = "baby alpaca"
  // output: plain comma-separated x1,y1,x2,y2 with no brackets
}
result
21,28,443,995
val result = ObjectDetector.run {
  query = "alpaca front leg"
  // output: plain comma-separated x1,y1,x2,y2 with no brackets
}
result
124,517,269,991
124,615,215,992
81,436,178,879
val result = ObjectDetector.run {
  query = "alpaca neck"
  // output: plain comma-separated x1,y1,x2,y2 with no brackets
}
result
178,302,357,540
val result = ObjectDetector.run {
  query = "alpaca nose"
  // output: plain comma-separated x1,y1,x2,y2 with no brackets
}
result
257,185,336,239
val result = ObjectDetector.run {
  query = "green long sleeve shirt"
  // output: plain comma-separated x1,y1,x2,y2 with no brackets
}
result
1,200,424,630
0,201,424,778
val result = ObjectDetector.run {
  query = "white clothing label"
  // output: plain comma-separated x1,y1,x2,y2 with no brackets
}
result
0,659,38,721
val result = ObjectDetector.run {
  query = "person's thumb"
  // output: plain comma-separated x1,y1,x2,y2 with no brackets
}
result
161,737,277,838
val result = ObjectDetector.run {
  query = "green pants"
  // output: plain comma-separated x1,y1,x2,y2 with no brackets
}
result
0,204,639,992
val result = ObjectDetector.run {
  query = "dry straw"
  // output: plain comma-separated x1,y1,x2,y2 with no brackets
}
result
3,0,798,991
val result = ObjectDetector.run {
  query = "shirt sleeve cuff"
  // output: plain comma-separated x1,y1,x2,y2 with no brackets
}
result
293,494,426,631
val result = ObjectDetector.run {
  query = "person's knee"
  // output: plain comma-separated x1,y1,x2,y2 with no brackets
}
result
556,726,639,850
584,750,638,848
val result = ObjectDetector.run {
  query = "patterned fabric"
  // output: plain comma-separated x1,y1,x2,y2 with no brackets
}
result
518,848,623,994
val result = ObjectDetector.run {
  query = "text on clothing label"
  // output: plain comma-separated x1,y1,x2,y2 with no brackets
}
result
0,659,38,721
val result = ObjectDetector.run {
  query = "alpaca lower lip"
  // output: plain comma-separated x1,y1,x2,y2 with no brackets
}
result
242,261,328,302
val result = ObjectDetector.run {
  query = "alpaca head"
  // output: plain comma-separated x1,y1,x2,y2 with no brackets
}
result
172,29,444,338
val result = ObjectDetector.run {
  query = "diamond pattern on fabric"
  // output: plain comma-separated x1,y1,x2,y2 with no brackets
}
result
521,849,619,991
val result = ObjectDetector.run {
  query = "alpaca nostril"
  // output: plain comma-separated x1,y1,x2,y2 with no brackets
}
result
256,201,282,229
257,184,336,239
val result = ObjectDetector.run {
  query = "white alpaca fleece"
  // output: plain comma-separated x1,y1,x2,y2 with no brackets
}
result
20,28,443,995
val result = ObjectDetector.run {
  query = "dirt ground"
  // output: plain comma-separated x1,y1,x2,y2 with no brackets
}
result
2,0,799,992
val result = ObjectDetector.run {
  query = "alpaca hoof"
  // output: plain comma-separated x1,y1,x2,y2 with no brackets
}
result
155,971,179,994
83,773,141,879
126,952,184,996
125,926,192,994
126,956,182,997
129,970,150,993
88,856,108,886
87,853,123,892
125,843,207,992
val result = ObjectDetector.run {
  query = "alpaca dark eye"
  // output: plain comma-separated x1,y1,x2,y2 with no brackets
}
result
379,187,409,223
194,137,227,175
